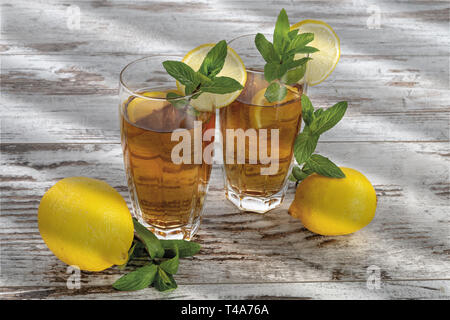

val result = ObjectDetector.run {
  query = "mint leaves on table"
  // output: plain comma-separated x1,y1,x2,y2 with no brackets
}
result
132,218,164,259
255,8,318,102
161,239,201,258
113,218,201,292
162,40,243,108
154,267,178,291
113,263,158,291
290,94,348,182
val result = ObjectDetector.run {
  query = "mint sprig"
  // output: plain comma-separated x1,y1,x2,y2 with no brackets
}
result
290,94,347,182
113,218,201,292
255,9,318,102
132,217,164,259
163,40,243,106
113,263,157,291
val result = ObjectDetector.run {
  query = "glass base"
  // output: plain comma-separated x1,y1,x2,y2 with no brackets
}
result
225,184,287,213
135,216,201,240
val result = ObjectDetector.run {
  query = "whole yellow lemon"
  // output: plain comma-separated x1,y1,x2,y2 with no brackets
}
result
38,177,134,271
289,167,377,236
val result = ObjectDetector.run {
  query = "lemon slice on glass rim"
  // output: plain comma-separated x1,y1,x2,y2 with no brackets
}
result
177,43,247,112
290,20,340,86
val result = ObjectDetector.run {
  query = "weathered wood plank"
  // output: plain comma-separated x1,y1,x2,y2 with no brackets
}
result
1,142,448,289
1,1,448,56
1,280,449,300
1,53,448,143
2,54,447,94
1,0,449,300
1,94,448,143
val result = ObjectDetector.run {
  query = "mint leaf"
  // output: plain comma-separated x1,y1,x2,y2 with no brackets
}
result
314,108,324,117
288,29,298,40
129,240,148,258
273,8,290,56
197,72,213,85
310,101,347,135
198,40,227,78
287,33,315,55
160,245,179,275
301,164,315,175
161,240,201,258
305,154,345,178
166,92,189,109
166,92,183,99
184,84,197,96
154,267,178,292
133,218,164,259
201,76,243,94
264,62,281,82
301,94,314,126
294,128,319,164
285,57,311,70
292,46,319,54
292,166,311,181
183,72,210,95
278,62,290,80
162,61,199,94
264,82,287,102
113,263,157,291
281,64,306,85
255,33,279,63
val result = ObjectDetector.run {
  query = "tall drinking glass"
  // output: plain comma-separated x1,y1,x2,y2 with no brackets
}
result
119,56,215,240
220,35,307,213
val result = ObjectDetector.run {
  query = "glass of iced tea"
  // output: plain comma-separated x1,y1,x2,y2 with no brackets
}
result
220,34,307,213
119,56,215,240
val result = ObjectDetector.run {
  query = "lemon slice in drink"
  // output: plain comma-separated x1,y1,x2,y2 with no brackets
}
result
178,43,246,112
126,90,180,123
290,20,340,86
250,87,300,128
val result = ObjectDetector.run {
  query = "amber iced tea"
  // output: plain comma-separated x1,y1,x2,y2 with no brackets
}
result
118,55,217,240
220,71,303,212
120,91,214,239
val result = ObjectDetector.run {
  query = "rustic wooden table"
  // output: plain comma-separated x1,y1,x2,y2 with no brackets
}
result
1,0,449,300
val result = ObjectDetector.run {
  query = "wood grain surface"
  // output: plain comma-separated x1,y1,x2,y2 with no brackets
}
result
0,0,449,300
